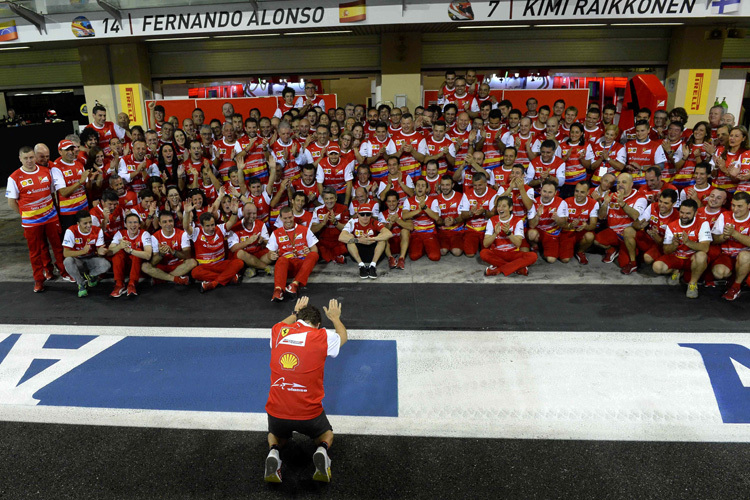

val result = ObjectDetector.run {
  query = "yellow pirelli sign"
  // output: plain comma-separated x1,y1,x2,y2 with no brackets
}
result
118,84,145,126
684,69,712,115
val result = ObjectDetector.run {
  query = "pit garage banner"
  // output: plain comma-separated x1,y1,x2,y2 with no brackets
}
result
2,0,748,45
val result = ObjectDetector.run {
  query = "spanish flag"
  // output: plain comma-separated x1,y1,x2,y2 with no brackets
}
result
339,0,366,23
0,20,18,42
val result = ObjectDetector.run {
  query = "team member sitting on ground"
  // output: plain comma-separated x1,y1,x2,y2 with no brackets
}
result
433,174,470,257
710,191,750,301
560,180,599,264
141,211,196,286
527,180,569,263
339,204,392,279
267,206,320,302
652,199,711,299
311,187,350,264
402,177,441,262
62,209,110,297
228,203,273,279
481,196,538,276
381,189,413,269
594,172,648,269
183,198,243,293
109,212,153,298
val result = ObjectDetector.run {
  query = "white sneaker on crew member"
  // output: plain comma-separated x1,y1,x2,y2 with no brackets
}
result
264,448,282,483
312,445,332,482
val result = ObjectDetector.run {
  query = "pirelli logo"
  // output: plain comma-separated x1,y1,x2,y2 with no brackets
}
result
685,69,712,115
690,73,704,112
124,87,137,122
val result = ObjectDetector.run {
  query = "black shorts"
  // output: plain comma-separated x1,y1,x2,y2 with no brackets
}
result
267,410,333,440
355,242,384,264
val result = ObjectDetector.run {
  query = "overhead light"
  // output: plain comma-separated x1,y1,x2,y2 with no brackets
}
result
0,45,30,51
144,36,210,42
13,93,28,96
213,33,280,38
458,24,531,30
536,24,607,27
611,22,684,26
458,25,530,29
285,30,352,35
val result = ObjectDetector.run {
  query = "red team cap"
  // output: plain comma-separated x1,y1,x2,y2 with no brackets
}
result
58,140,75,150
326,146,341,156
357,201,376,214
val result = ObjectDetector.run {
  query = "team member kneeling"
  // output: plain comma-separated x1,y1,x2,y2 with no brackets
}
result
481,196,538,276
264,296,347,484
652,199,710,299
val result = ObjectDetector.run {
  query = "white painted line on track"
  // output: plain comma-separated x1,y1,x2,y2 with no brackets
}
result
2,325,750,442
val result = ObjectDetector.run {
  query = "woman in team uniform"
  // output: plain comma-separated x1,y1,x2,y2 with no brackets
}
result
675,121,714,189
713,126,749,197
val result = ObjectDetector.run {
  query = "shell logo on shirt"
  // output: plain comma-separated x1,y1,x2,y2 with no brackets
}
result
627,147,637,154
278,235,290,242
63,170,73,177
20,179,33,187
280,352,299,371
569,208,577,215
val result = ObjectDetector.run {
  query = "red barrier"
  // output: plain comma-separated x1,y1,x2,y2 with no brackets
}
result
422,90,503,108
503,89,589,121
145,95,338,129
422,89,590,121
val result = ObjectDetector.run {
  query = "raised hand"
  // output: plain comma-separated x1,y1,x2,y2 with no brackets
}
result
323,298,342,321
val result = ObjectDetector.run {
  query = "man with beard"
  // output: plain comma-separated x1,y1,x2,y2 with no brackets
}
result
653,199,710,298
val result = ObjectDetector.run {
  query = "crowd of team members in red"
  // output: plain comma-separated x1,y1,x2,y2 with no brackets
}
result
6,71,750,301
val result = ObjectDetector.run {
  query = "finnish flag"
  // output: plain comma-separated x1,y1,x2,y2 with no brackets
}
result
711,0,741,14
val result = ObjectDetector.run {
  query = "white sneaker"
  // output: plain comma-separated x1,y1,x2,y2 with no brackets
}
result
312,446,332,482
264,449,282,483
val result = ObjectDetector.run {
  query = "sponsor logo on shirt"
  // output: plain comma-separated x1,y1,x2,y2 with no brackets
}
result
20,179,33,187
627,147,637,154
279,352,299,370
278,235,290,242
63,170,73,177
271,377,307,392
278,332,307,347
